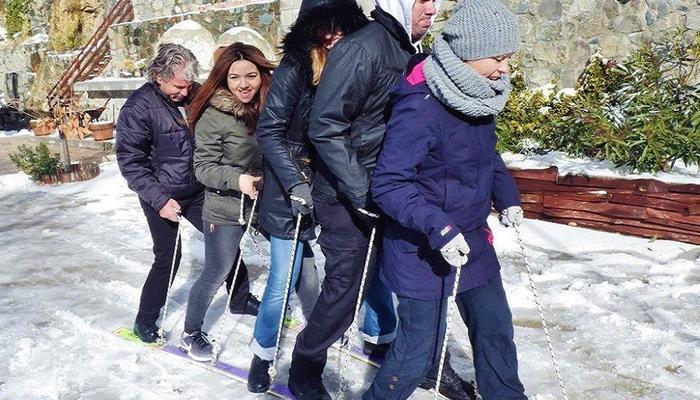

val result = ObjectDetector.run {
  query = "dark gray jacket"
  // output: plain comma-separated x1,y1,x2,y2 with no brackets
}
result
308,6,416,209
194,89,262,225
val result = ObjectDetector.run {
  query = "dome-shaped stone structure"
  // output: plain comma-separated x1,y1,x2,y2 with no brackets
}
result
216,26,278,62
158,20,217,71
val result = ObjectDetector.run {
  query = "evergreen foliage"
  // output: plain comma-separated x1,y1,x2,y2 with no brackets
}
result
9,142,62,181
497,28,700,173
6,0,29,37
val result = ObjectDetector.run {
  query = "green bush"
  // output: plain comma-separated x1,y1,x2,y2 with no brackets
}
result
9,143,62,181
5,0,29,37
497,28,700,173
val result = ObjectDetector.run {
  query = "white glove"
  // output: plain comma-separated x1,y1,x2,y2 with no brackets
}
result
440,233,470,268
500,205,524,227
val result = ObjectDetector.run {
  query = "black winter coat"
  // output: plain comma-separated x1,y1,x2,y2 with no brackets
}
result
308,6,417,209
256,0,368,240
116,83,203,211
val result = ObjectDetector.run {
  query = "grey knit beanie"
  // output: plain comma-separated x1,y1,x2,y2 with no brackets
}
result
442,0,519,61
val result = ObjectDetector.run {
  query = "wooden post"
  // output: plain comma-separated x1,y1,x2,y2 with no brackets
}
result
58,128,71,172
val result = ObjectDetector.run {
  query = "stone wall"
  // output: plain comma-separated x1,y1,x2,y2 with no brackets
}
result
499,0,700,87
107,0,281,77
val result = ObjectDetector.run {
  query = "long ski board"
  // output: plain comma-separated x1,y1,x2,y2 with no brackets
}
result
115,327,294,399
283,318,383,368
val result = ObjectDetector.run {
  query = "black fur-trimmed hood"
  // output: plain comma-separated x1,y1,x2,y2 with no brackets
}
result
282,0,369,72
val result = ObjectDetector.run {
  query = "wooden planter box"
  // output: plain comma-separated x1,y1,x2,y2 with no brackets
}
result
509,166,700,245
40,162,100,184
88,122,114,141
30,119,56,136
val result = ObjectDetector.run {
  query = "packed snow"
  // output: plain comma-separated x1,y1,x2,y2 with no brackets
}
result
503,151,700,186
0,129,33,138
0,161,698,400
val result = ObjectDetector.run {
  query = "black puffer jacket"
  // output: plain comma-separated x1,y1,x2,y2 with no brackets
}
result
116,83,203,211
256,0,368,240
308,6,417,209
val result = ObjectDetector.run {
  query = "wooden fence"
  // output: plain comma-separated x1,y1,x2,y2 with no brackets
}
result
509,167,700,245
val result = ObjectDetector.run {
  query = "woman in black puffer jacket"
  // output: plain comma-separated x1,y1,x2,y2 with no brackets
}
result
249,0,368,392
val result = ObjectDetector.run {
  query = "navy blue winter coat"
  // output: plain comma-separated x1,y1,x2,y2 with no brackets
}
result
370,60,521,300
116,83,203,211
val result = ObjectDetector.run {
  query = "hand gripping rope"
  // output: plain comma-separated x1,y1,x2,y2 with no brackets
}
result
335,225,377,400
210,195,259,360
514,225,569,400
268,213,304,379
157,214,183,344
431,264,462,400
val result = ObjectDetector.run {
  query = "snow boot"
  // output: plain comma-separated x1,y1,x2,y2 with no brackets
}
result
288,376,331,400
133,322,159,343
179,330,214,362
247,355,272,393
362,340,390,358
229,293,261,316
419,360,476,400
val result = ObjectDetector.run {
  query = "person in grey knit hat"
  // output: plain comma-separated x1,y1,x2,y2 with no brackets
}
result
362,0,527,399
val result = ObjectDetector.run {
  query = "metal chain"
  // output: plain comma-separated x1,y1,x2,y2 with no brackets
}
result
268,213,304,378
210,195,259,359
157,215,182,344
514,225,569,400
432,265,462,400
336,225,377,400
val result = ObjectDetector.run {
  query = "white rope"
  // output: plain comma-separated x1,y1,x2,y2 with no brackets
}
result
336,225,377,399
432,265,462,400
210,195,259,360
238,192,246,225
514,225,569,400
157,215,182,344
268,213,304,378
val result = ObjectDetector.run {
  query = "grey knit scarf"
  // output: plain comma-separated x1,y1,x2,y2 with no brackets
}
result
424,36,511,117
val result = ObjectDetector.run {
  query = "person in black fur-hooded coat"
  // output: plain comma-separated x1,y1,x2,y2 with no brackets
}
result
248,0,368,393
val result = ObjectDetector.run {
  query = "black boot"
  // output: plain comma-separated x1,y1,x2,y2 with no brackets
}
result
288,375,331,400
229,293,260,316
133,322,160,343
419,360,476,400
247,355,271,393
362,340,390,359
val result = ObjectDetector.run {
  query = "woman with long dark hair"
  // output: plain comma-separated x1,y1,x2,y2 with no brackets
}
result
179,43,274,362
248,0,368,393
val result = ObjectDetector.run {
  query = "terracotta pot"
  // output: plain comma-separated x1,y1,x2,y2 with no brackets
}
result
31,119,56,136
88,121,114,141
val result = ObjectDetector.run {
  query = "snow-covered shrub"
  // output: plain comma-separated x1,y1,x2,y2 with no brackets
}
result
9,142,62,181
497,28,700,173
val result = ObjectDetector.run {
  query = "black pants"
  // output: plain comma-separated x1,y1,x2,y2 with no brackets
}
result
135,191,250,326
289,192,378,380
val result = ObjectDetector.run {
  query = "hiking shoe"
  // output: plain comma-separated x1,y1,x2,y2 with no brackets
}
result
229,293,260,316
419,361,477,400
133,322,160,343
179,330,214,362
247,355,272,393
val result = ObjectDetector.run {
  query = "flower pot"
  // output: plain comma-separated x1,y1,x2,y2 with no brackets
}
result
88,121,114,141
31,119,56,136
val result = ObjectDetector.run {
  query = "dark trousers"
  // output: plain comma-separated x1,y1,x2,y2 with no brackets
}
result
136,192,249,326
363,275,527,400
289,192,377,380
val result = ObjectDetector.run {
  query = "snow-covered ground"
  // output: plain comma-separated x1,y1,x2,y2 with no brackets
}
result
0,129,34,138
0,162,698,400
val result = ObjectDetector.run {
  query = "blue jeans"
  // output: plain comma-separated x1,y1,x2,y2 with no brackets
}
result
363,274,527,400
362,263,397,344
251,235,304,360
184,223,247,333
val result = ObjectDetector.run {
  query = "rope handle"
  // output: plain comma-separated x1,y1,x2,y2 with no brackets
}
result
157,214,182,344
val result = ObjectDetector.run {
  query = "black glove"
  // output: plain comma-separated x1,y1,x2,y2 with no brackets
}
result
353,205,380,233
289,183,313,217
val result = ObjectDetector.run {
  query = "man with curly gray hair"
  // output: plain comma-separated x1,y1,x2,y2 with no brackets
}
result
116,43,258,343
